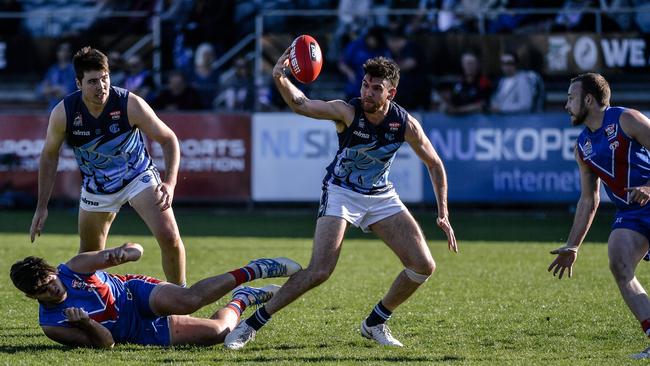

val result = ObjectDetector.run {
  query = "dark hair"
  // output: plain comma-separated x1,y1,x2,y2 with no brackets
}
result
363,56,400,88
570,73,611,107
73,46,109,83
10,256,57,295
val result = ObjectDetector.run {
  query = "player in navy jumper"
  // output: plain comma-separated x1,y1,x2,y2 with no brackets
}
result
547,73,650,359
29,47,186,286
225,54,457,349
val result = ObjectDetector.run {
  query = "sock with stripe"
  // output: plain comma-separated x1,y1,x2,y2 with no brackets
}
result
364,301,392,327
227,266,258,286
245,306,271,331
226,298,247,317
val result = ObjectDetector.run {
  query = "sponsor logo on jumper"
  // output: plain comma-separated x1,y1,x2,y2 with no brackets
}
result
358,118,365,128
353,130,370,139
73,113,83,127
109,123,119,134
81,196,99,206
73,130,90,136
110,110,121,120
389,122,400,131
605,124,616,140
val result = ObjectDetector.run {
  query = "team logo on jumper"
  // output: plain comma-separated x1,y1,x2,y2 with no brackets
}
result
385,133,395,141
605,124,617,140
388,122,400,131
71,279,94,292
582,138,593,157
140,174,151,183
609,140,620,151
109,123,120,134
110,110,121,120
73,113,83,127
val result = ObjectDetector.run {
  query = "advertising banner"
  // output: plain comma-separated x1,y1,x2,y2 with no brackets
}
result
0,113,251,204
252,113,423,202
153,113,251,202
422,113,582,203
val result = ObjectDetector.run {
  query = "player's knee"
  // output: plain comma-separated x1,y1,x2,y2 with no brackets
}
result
404,265,433,284
156,228,182,248
306,267,333,286
609,259,634,282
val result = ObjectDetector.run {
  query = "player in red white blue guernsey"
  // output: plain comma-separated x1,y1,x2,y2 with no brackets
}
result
225,54,457,350
29,47,187,286
10,245,301,347
548,73,650,359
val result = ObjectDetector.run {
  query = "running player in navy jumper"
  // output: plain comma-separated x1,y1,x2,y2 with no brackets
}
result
10,247,300,347
225,53,458,349
29,47,186,285
547,73,650,359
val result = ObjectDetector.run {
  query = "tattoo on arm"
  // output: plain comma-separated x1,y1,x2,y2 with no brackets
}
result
292,96,306,105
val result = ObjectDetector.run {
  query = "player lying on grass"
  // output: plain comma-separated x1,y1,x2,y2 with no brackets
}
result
10,244,300,348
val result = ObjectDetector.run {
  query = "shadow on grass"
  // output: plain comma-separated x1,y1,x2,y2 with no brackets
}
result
0,344,67,354
221,355,464,363
0,208,615,242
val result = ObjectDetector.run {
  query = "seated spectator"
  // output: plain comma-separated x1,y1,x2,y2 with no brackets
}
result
107,50,126,88
39,42,77,112
153,71,203,111
490,52,542,114
386,26,429,110
338,26,391,100
214,57,256,111
124,54,156,101
189,42,220,109
444,51,491,114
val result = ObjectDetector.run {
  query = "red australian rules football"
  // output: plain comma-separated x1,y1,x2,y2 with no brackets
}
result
288,35,323,84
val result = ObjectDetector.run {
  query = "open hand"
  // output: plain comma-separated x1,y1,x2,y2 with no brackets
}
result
437,216,458,253
548,245,578,279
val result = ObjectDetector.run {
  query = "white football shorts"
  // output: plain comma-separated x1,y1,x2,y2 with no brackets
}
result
79,168,161,212
318,183,407,233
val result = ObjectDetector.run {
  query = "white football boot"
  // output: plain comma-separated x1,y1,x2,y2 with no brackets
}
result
247,257,301,279
224,320,256,350
360,321,404,347
631,345,650,359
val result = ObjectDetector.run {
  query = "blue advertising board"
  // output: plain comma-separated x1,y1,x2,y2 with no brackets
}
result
421,113,583,203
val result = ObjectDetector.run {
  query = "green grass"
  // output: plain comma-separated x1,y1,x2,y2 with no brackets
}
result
0,208,646,365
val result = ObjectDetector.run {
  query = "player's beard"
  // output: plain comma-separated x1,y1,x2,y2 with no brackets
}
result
362,98,382,113
571,100,588,126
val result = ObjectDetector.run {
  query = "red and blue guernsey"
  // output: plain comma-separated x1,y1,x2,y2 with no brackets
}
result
576,107,650,218
63,86,154,195
39,264,170,346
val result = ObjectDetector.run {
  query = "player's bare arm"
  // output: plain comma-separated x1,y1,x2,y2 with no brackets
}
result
127,93,180,211
404,114,458,253
30,102,67,242
620,109,650,205
66,243,144,273
42,308,114,348
548,149,600,279
273,48,354,130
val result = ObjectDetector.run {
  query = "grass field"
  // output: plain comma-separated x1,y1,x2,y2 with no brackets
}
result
0,207,647,365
